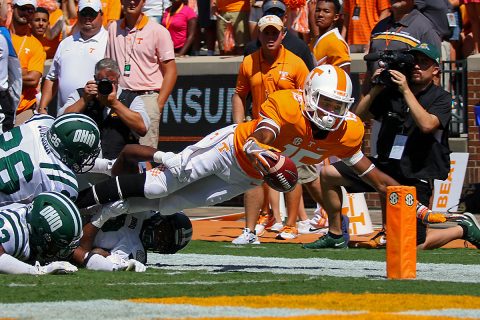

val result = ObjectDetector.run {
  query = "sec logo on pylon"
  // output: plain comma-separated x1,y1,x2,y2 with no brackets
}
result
389,192,399,205
405,193,415,206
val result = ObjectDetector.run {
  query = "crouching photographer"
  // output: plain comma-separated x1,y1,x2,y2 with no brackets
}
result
59,58,150,160
349,43,452,246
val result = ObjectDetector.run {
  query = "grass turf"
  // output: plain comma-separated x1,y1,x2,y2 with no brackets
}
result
0,240,478,303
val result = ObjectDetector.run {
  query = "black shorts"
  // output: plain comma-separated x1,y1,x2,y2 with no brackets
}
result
332,157,431,245
197,0,216,28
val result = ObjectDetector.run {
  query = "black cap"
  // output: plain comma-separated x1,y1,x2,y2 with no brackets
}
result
262,0,287,15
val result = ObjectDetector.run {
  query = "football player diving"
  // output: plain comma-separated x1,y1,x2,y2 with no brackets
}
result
76,64,429,246
0,113,101,206
0,192,81,275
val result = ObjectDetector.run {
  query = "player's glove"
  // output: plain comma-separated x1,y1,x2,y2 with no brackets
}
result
90,200,129,228
416,203,447,224
243,137,279,176
105,254,146,272
35,261,78,275
153,151,184,180
126,259,147,272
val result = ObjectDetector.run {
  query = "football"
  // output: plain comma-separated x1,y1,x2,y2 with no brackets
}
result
263,152,298,192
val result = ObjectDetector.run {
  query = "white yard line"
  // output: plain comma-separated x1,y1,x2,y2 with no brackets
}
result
148,253,480,283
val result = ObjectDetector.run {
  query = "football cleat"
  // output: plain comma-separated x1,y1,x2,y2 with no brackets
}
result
302,233,347,249
354,229,387,249
456,212,480,249
232,228,260,245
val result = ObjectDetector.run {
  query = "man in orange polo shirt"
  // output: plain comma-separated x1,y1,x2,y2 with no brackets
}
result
232,14,310,243
10,0,45,124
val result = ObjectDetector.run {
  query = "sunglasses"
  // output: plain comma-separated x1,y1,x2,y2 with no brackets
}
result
15,5,35,13
79,9,99,18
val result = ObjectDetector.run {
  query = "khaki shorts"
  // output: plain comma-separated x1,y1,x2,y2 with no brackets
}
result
139,92,161,148
216,11,250,51
297,164,318,184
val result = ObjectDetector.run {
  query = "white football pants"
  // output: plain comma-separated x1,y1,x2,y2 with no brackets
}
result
138,125,262,215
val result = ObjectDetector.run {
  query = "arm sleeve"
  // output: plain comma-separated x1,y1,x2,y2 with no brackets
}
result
0,253,38,275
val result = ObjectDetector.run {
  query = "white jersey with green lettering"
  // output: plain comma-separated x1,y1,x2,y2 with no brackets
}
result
0,115,78,206
93,211,155,264
0,203,31,261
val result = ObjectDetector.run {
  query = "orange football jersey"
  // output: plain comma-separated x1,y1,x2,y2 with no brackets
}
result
234,89,364,178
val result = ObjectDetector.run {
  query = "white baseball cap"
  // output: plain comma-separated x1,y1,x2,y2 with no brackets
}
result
78,0,102,12
258,15,284,32
13,0,37,8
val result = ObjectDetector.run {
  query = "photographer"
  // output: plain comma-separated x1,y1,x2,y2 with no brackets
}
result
322,43,452,248
60,58,150,160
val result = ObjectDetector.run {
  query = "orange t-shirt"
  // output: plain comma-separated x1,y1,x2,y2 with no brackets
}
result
235,46,309,119
343,0,391,45
217,0,250,12
101,0,121,27
11,33,46,113
233,89,365,178
310,28,351,68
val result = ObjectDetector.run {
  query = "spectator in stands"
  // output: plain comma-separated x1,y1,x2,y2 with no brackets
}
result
415,0,451,42
61,0,78,33
249,0,263,41
39,0,107,115
304,43,452,249
462,0,480,55
10,0,46,124
162,0,197,56
106,0,177,148
31,7,57,59
143,0,169,24
231,15,309,243
193,0,216,56
0,0,21,132
245,0,314,71
211,0,250,55
100,0,121,27
34,0,67,59
309,0,350,72
341,0,391,53
60,58,149,160
366,0,441,78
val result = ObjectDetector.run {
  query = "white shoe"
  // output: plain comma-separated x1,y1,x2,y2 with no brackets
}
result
269,222,284,232
298,220,326,234
255,223,266,236
232,228,260,245
276,225,298,240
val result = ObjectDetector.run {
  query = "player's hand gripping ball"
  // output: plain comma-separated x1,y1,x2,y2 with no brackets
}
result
263,152,298,192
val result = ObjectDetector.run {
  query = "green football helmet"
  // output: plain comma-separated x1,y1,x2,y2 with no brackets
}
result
47,113,101,173
141,212,193,254
27,192,83,260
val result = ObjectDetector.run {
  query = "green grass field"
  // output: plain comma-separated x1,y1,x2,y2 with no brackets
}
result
1,240,479,305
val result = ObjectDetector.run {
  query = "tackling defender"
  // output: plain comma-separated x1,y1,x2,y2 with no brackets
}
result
0,192,81,275
0,113,101,206
75,64,409,245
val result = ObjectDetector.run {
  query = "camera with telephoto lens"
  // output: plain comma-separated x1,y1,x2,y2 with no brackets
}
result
364,50,415,87
96,78,113,95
